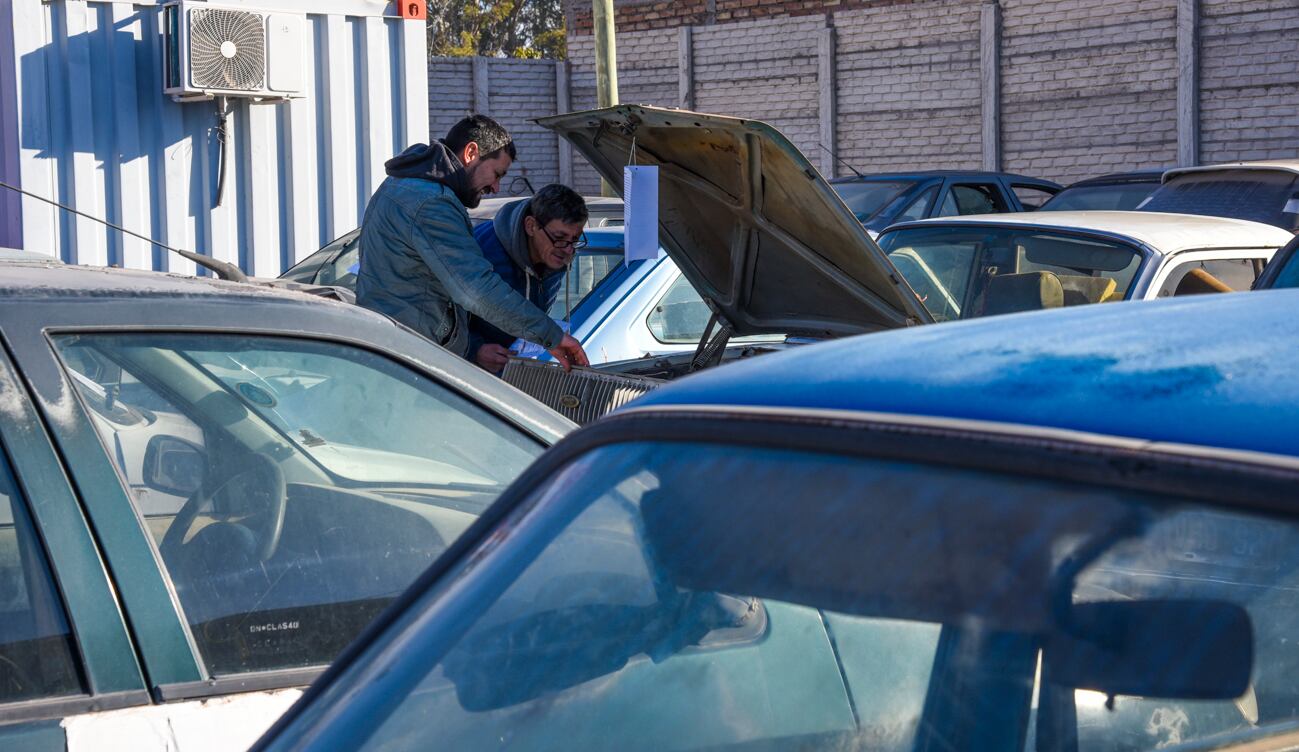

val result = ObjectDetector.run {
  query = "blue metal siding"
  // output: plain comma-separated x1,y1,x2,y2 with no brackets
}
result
0,0,428,275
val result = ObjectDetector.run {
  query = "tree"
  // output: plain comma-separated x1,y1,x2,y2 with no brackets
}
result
428,0,567,59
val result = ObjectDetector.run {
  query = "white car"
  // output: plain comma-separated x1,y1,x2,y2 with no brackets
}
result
875,211,1293,321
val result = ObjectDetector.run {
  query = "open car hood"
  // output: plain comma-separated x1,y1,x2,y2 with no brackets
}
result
539,105,931,338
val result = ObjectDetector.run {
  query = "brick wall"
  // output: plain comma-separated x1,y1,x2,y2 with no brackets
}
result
568,0,922,34
1000,0,1178,183
834,0,982,175
1199,0,1299,163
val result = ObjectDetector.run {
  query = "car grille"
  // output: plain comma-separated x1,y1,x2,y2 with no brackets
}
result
501,358,664,425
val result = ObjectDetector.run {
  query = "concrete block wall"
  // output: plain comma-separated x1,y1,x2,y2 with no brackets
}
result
834,0,983,175
568,28,679,193
428,59,473,148
486,59,561,194
1199,0,1299,163
693,16,824,166
427,57,561,196
1000,0,1179,183
433,0,1299,193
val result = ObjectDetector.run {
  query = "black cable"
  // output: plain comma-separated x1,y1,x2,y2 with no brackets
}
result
215,96,231,208
0,179,248,282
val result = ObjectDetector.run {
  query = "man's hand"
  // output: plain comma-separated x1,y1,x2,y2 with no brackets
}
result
474,344,512,373
547,334,590,372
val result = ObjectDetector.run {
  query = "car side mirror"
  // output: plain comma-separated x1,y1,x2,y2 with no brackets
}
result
143,435,206,497
1043,599,1252,700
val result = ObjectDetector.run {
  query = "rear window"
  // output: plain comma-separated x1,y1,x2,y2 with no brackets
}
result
877,225,1143,321
1040,182,1158,211
1142,169,1299,231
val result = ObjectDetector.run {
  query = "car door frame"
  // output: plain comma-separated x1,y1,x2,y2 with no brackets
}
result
931,177,1016,218
0,289,571,710
1141,247,1280,300
0,344,148,731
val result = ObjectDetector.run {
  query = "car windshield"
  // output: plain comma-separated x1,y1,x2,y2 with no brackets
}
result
334,441,1299,752
1268,249,1299,290
1040,182,1158,211
55,333,545,675
832,180,916,222
1141,169,1299,231
877,225,1144,321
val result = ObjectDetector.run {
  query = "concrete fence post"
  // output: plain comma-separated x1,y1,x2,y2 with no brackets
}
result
679,26,695,110
818,23,836,178
980,1,1001,171
557,60,573,186
472,56,490,115
1177,0,1200,167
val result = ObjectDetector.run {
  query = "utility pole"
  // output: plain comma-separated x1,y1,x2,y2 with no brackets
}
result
592,0,619,195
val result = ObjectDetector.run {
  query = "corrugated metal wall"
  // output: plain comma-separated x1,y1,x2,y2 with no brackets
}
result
0,0,428,275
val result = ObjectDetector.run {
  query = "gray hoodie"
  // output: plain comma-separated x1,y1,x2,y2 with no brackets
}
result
355,143,564,358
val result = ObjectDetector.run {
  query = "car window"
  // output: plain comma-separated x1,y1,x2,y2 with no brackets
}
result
645,275,781,345
1269,249,1299,290
896,186,939,223
0,443,84,704
1010,184,1057,210
1039,183,1158,211
278,230,357,285
832,181,916,222
937,183,1010,217
1142,170,1299,231
54,334,544,677
348,441,1299,752
878,225,1143,321
1157,257,1265,297
316,234,360,287
548,250,625,320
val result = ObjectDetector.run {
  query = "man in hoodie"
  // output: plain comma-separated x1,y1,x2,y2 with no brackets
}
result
468,184,588,372
356,114,589,371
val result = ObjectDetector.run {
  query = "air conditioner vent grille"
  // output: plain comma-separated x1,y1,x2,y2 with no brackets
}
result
189,8,265,90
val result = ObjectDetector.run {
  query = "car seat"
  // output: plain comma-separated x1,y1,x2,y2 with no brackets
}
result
981,271,1065,316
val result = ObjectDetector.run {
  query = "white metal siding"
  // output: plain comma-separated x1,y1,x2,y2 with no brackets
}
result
0,0,429,275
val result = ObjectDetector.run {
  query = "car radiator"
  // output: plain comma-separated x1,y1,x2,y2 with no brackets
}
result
501,358,664,425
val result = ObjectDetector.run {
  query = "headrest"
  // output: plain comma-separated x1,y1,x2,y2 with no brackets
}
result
1058,275,1118,305
982,271,1064,316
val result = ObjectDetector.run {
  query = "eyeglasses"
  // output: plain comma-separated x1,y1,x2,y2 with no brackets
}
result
540,224,588,250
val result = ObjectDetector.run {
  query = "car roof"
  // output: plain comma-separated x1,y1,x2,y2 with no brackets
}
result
885,211,1293,253
830,171,1059,187
1063,169,1166,187
1164,159,1299,181
631,289,1299,459
0,264,576,441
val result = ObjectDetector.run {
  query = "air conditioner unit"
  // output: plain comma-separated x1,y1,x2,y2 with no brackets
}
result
162,1,304,102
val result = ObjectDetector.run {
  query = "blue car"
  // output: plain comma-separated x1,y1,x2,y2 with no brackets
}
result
1255,233,1299,290
254,290,1299,752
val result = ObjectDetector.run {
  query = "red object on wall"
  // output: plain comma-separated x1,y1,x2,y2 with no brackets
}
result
397,0,426,20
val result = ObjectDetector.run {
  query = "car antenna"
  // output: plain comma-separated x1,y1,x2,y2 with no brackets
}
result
0,180,248,282
817,143,864,179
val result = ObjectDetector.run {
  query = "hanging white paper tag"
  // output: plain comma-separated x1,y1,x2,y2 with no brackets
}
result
623,165,660,262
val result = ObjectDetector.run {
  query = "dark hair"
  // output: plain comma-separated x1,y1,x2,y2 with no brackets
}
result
528,184,588,227
445,114,516,161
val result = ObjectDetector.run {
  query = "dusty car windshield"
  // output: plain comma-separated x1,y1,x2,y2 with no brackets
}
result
351,441,1299,752
877,225,1143,320
832,180,915,222
55,333,544,676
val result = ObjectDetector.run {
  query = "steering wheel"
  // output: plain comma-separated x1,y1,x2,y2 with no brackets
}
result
161,453,288,563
